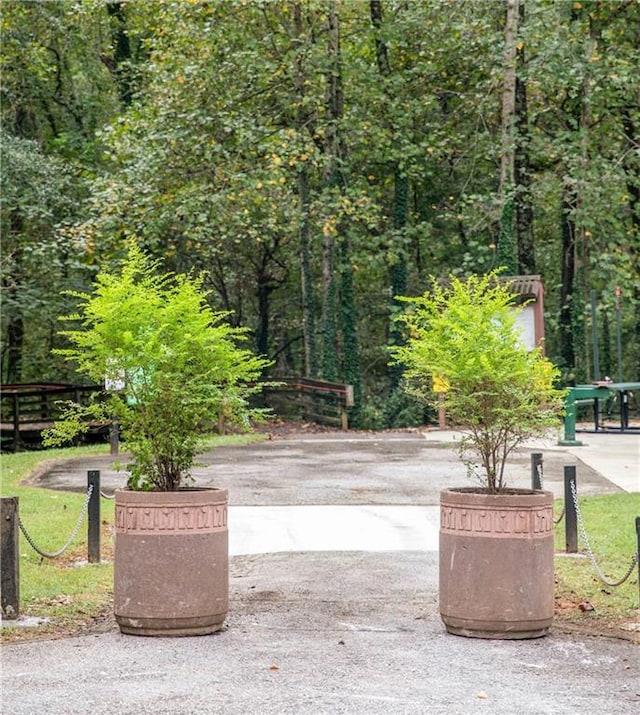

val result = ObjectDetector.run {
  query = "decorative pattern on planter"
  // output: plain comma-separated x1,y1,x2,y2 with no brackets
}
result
115,503,228,534
440,504,553,538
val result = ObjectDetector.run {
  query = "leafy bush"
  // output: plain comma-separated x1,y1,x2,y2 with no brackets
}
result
44,244,271,491
391,271,566,492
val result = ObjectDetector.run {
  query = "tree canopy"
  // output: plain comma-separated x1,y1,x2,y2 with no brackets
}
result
2,0,639,426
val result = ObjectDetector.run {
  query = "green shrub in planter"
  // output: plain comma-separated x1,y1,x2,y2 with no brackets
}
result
390,271,566,494
44,243,271,491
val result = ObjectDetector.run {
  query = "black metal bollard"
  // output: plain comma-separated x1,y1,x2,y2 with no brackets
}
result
531,452,543,490
1,497,20,619
87,470,101,564
564,466,578,553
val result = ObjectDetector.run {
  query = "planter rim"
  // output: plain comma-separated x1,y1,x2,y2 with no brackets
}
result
114,487,226,493
114,487,228,503
440,486,553,505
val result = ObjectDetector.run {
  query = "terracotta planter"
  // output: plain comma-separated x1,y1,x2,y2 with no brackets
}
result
114,488,228,636
439,487,555,639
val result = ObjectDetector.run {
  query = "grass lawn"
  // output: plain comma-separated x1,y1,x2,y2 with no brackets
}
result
553,491,640,639
1,444,115,641
1,440,638,642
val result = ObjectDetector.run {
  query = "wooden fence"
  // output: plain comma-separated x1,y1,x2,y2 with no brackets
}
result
262,377,354,430
1,377,354,452
0,383,105,452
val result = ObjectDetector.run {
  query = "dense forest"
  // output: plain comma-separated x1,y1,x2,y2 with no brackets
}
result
2,0,639,428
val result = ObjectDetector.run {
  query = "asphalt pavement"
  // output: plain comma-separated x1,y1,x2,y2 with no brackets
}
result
1,428,639,714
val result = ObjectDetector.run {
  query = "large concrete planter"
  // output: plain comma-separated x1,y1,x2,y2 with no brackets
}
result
114,488,228,636
439,487,555,639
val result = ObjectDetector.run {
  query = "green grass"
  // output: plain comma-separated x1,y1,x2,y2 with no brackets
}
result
1,444,115,640
0,434,265,641
553,491,640,631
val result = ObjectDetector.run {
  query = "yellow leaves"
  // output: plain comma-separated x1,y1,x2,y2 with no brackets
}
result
271,154,282,166
432,375,449,394
177,76,185,84
323,217,338,238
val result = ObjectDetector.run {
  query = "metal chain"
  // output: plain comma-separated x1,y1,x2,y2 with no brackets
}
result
533,460,565,523
569,480,639,587
100,490,115,500
17,485,94,560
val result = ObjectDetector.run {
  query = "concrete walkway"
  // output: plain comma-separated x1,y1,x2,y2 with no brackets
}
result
419,428,640,493
230,504,441,555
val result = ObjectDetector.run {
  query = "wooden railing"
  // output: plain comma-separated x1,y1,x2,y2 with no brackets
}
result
262,377,354,430
0,383,104,452
1,377,355,451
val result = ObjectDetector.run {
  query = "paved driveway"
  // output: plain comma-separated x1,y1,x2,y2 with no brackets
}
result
2,431,638,715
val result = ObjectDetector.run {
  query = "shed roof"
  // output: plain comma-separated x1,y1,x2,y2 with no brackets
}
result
501,275,544,301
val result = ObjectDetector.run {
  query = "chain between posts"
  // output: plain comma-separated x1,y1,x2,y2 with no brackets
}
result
531,454,565,524
554,506,566,525
17,485,94,560
569,479,639,588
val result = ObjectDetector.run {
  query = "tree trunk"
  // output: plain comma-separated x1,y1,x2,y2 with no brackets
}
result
106,1,134,106
514,0,535,274
5,316,24,384
255,271,271,359
559,188,576,380
320,1,341,380
371,0,408,393
620,104,640,379
3,215,24,383
388,169,409,393
293,2,317,378
298,168,317,377
500,0,518,194
497,0,519,274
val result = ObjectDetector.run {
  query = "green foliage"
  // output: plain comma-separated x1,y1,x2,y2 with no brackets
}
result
382,385,433,430
391,270,566,492
2,0,639,409
43,244,271,491
0,132,95,382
